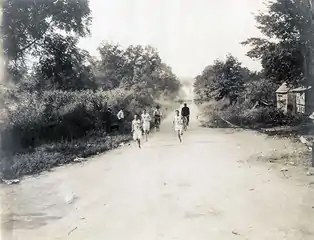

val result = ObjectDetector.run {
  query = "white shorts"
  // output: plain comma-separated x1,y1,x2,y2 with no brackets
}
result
174,125,183,132
143,122,150,132
133,130,142,140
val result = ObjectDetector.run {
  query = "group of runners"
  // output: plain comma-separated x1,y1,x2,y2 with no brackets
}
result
131,103,190,148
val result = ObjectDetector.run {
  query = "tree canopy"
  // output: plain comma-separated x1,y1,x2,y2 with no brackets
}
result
242,0,314,86
1,0,180,96
2,0,91,81
194,54,247,105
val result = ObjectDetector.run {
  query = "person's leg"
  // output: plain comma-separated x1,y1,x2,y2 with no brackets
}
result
177,130,182,142
155,118,159,131
137,139,141,148
145,130,148,141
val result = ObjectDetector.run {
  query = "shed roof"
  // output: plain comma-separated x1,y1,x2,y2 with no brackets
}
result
276,82,312,93
276,82,290,93
290,85,312,92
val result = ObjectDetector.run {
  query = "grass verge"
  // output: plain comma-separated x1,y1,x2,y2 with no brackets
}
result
0,132,132,180
0,100,175,180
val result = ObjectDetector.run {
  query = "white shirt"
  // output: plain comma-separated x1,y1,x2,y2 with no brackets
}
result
132,119,141,132
141,113,151,123
174,115,183,126
117,110,124,120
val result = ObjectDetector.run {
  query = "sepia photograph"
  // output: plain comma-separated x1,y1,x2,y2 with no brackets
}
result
1,0,314,239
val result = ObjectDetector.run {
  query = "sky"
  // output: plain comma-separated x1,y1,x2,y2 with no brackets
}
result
78,0,268,79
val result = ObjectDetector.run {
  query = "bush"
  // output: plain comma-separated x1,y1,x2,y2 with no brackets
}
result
1,133,132,179
1,88,158,152
0,83,177,179
201,99,307,129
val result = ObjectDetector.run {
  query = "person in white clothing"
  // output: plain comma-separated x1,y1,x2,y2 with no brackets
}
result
173,109,183,142
117,108,124,133
132,114,142,148
141,109,151,141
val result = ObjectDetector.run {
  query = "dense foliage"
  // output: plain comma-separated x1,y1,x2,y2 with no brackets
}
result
194,0,313,128
0,0,180,178
241,0,314,86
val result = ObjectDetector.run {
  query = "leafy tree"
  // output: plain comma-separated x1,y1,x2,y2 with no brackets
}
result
33,34,96,91
244,79,278,107
2,0,91,82
194,54,245,105
96,42,125,89
242,0,314,86
95,42,179,96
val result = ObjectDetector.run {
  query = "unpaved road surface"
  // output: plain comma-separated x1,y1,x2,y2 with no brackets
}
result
1,104,314,240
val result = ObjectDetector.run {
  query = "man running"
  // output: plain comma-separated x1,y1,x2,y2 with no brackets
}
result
181,103,190,127
141,109,151,141
173,109,183,142
153,105,162,131
131,114,142,148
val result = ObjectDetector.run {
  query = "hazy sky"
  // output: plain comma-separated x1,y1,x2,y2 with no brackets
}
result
79,0,268,78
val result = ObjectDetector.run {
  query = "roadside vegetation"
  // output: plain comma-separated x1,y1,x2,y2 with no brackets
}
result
194,0,314,130
0,0,181,179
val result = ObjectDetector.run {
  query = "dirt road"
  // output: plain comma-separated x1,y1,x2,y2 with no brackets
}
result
1,103,314,240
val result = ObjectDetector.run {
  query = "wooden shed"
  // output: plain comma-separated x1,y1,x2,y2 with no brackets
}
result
290,85,312,114
276,82,290,113
276,82,313,115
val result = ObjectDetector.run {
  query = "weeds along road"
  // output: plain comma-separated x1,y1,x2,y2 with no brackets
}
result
1,98,314,239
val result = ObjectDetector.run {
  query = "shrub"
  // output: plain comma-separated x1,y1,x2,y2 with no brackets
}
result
1,88,158,152
1,133,132,179
201,99,307,129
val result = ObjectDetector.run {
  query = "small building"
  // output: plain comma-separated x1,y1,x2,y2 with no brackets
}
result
276,82,290,113
276,82,313,115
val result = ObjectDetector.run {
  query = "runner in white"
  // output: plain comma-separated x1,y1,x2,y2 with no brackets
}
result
173,109,183,142
141,109,151,142
131,114,142,148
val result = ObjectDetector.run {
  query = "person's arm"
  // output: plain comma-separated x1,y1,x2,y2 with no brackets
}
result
131,121,134,132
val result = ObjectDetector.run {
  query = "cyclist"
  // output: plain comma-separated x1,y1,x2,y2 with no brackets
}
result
173,109,183,142
141,109,151,142
181,103,190,128
153,105,162,131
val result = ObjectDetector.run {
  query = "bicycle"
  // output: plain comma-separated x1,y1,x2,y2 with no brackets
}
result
154,116,161,132
182,116,188,131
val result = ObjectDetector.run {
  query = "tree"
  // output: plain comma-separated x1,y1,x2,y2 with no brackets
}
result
194,65,215,102
242,0,314,86
33,34,96,91
2,0,91,82
95,42,179,96
194,54,245,105
244,79,278,107
96,42,125,89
